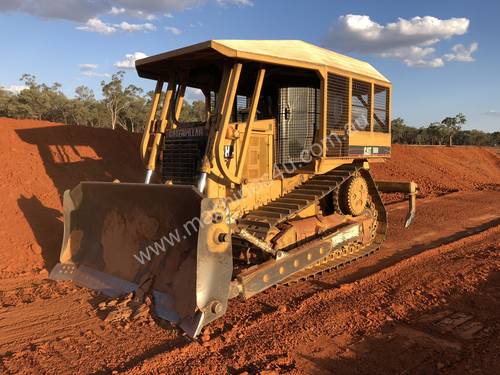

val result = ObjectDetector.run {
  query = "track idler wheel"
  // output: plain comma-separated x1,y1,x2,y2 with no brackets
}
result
339,175,369,216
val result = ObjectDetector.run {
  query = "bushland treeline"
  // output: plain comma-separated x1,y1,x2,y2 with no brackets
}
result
391,117,499,147
0,72,204,132
1,73,498,146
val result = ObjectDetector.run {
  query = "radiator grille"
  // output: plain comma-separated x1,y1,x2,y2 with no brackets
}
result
275,87,319,165
162,133,207,185
352,79,371,132
326,73,349,157
374,85,389,133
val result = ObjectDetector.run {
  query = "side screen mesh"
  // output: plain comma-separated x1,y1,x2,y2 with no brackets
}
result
327,73,349,132
374,85,389,132
352,80,371,131
276,87,319,165
326,73,349,157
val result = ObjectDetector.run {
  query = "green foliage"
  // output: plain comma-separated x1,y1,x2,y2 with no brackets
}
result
441,113,466,146
10,74,68,122
391,114,497,146
179,100,206,122
100,71,146,130
0,73,497,146
0,73,209,133
0,89,13,117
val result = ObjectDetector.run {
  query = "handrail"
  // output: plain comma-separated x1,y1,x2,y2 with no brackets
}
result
174,84,186,126
144,80,176,181
200,64,231,177
235,68,266,181
140,80,163,163
214,63,242,185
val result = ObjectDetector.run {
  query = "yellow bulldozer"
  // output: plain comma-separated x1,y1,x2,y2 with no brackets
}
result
50,40,417,337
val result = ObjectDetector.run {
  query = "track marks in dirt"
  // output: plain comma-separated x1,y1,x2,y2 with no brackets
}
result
0,192,498,374
0,290,186,374
121,226,500,374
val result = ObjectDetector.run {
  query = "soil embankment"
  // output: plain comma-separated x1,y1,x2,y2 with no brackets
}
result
0,118,499,374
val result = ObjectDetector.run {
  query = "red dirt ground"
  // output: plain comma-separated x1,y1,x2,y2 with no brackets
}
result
0,118,142,278
0,118,499,374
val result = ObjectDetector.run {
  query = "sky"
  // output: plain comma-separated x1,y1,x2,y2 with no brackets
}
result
0,0,499,132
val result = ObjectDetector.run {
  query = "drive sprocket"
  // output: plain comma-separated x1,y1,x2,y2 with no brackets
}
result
339,175,369,216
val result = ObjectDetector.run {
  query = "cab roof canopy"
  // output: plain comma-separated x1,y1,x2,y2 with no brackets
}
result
136,40,390,89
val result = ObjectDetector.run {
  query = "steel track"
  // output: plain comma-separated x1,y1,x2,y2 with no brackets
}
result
236,163,387,283
282,168,387,283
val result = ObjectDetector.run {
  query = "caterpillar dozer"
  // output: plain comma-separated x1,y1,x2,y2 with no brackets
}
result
50,40,417,337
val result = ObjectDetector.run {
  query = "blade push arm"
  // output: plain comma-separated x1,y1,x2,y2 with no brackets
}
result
376,180,418,227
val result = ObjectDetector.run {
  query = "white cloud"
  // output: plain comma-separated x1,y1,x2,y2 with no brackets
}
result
216,0,254,6
483,110,500,117
326,14,474,68
379,46,445,68
82,72,111,78
79,64,110,77
114,52,148,69
79,63,99,71
77,17,116,35
0,0,253,23
379,45,435,60
165,26,182,35
112,0,207,14
76,18,156,34
444,42,478,62
405,58,444,68
0,0,105,21
109,6,126,15
117,21,156,32
0,84,27,94
109,6,156,20
164,12,174,18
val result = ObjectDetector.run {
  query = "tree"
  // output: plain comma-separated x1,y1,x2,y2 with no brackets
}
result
3,74,500,146
12,74,68,122
391,117,406,143
66,86,99,127
101,71,127,130
0,88,13,117
100,71,147,130
441,113,466,147
180,100,206,122
425,122,446,145
118,88,147,132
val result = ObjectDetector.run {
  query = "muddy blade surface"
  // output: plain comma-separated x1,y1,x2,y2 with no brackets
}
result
50,182,230,337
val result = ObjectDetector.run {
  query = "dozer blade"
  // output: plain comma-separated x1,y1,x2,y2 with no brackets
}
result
50,182,232,338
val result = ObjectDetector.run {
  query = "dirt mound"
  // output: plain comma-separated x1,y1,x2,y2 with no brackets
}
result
0,118,498,279
0,118,499,374
371,144,500,196
0,118,143,278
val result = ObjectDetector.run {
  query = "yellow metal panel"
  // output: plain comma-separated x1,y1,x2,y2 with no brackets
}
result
212,40,390,83
349,131,391,147
137,40,391,85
